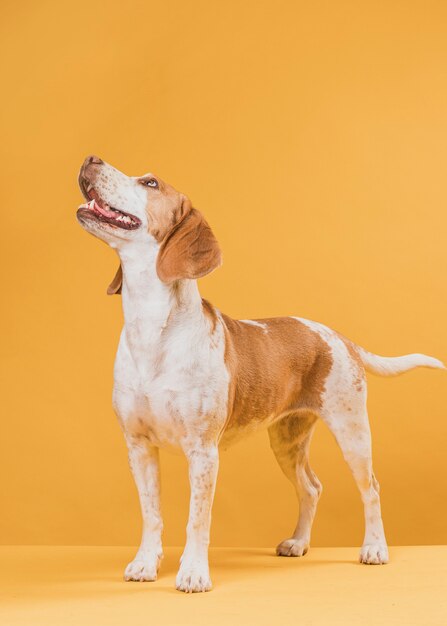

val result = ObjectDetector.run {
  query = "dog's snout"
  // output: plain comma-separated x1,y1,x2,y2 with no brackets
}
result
80,155,103,187
79,155,104,196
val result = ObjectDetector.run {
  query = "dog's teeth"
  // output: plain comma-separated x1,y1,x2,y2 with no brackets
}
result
87,184,93,192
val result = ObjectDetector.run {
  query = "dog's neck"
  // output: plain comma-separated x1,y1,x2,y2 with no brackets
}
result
117,240,204,343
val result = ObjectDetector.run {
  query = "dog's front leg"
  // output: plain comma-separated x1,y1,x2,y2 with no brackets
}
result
176,444,219,593
124,434,163,582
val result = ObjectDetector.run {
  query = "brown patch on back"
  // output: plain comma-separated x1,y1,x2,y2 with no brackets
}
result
222,316,333,431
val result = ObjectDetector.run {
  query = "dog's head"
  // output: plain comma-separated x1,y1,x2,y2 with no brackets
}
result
77,156,222,294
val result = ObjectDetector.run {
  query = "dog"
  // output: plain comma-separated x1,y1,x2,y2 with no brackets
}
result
77,155,444,593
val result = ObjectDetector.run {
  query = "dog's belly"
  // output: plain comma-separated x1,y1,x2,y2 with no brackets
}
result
219,406,312,450
218,412,279,450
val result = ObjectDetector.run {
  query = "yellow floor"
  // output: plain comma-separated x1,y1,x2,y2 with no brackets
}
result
0,546,446,625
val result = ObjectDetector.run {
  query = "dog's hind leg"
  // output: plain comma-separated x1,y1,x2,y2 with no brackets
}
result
321,403,389,564
306,325,389,564
268,412,322,557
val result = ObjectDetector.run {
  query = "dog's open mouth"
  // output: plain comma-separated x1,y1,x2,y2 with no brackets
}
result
77,186,141,230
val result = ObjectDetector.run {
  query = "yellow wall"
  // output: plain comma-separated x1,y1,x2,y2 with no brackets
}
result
1,0,446,548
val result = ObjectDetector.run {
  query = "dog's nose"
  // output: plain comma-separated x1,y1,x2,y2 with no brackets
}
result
79,155,103,190
84,155,103,166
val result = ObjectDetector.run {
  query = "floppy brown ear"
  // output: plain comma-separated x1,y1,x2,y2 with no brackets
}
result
107,264,123,295
156,208,222,283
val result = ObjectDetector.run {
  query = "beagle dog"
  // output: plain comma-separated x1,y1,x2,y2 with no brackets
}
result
77,155,444,593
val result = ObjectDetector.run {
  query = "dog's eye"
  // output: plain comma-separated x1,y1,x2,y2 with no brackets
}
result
142,179,158,189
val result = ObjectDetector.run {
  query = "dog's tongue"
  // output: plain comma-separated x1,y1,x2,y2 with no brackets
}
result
79,198,117,218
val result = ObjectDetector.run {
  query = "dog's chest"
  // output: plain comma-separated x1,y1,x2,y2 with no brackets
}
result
112,317,230,448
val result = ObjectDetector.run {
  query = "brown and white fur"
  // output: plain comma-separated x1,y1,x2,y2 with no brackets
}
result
77,155,444,593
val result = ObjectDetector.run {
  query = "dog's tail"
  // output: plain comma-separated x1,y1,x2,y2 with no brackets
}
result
357,347,445,377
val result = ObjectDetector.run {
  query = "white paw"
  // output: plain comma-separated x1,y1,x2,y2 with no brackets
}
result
359,544,389,565
175,561,212,593
124,553,162,581
276,538,309,557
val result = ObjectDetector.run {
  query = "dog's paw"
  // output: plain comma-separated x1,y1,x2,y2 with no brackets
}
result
359,544,389,565
124,552,162,581
276,537,309,556
175,561,212,593
276,538,309,557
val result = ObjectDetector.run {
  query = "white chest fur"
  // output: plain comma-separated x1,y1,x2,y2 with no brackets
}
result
111,243,230,451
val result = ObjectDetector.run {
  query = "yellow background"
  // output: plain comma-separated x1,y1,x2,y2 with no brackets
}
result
1,0,446,549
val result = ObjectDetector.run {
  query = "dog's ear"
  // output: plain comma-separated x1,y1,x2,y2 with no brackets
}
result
107,264,123,295
156,207,222,283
